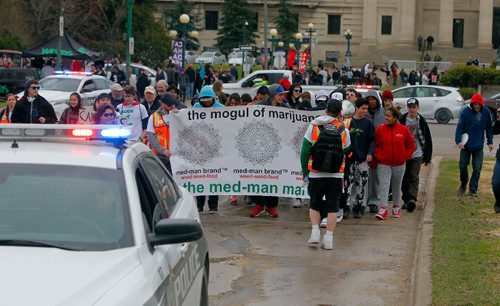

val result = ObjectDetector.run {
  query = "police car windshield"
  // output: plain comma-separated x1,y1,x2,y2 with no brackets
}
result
0,164,133,251
39,78,81,92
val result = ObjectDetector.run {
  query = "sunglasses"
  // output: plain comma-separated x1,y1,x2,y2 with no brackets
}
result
199,97,214,103
294,89,302,93
347,93,356,97
102,113,115,118
30,86,40,90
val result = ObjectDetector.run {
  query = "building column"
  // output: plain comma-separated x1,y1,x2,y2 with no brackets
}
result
360,0,377,46
438,0,453,47
397,0,416,45
477,0,493,49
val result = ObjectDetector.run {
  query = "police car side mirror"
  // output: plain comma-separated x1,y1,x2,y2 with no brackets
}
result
148,219,203,247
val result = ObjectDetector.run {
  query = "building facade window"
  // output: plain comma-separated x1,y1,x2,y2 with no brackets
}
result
328,14,341,35
381,15,392,35
205,11,219,30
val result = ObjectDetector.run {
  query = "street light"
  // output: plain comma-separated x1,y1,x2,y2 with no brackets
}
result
269,28,277,69
306,23,316,70
295,32,303,68
179,14,190,69
344,29,353,57
126,0,134,79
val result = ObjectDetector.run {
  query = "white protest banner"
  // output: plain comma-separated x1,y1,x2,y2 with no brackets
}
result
170,106,323,198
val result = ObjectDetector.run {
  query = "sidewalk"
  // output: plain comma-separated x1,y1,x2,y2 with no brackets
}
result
202,161,438,305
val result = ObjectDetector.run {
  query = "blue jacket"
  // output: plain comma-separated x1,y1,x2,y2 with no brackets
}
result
193,101,224,108
455,106,493,151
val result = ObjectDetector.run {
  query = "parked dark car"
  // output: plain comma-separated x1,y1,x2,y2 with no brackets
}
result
0,68,41,99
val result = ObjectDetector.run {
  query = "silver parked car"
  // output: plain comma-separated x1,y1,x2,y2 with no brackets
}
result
392,85,465,123
195,51,226,65
228,51,255,66
186,50,198,64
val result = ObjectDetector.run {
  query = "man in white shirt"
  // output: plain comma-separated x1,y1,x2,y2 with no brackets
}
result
116,85,148,141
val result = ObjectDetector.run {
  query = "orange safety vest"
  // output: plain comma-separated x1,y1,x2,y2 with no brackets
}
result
149,112,170,155
307,119,347,173
0,109,10,124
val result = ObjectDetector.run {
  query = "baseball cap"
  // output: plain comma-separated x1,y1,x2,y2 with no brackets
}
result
160,93,177,106
275,85,288,95
407,97,419,106
111,83,123,91
144,86,156,95
330,92,343,101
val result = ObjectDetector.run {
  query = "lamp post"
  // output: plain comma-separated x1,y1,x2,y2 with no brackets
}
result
306,23,316,70
242,21,249,77
179,14,190,69
126,0,134,79
56,5,64,71
269,28,277,69
295,32,303,68
344,29,352,57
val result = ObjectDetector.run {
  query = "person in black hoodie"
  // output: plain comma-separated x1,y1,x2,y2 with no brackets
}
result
11,80,57,124
287,84,302,109
59,92,83,124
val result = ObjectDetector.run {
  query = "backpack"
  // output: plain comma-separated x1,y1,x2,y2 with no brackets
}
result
310,123,344,173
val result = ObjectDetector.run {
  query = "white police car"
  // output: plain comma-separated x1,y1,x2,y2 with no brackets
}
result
0,124,209,305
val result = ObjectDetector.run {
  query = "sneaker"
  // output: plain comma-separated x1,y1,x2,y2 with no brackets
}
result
250,204,265,217
293,198,302,208
336,209,344,223
353,205,362,218
308,229,320,246
494,203,500,214
392,206,401,218
230,196,238,206
469,189,478,197
406,200,416,213
209,209,218,215
458,184,466,195
368,204,379,213
343,205,350,219
320,218,328,228
375,207,388,220
321,236,333,250
266,207,279,218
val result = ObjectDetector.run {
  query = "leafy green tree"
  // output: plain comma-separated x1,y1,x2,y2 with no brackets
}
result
275,0,298,50
216,0,257,55
164,0,200,51
132,0,171,66
0,29,25,50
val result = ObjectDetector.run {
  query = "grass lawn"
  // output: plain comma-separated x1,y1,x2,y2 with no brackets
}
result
432,159,500,305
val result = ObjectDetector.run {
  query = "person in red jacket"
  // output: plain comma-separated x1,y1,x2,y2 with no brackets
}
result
374,107,416,220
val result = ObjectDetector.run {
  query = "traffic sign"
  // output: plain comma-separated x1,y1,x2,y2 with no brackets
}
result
239,45,254,51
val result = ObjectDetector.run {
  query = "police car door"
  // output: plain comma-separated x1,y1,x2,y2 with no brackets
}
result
138,155,199,305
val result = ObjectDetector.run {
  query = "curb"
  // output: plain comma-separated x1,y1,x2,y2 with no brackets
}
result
407,157,441,306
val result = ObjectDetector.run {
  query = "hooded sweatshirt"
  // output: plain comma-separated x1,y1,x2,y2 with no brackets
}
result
365,89,385,127
300,115,351,178
454,98,493,151
257,84,290,108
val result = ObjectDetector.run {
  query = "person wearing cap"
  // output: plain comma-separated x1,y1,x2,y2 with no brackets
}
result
145,92,179,173
343,98,375,219
492,108,500,213
455,93,494,196
110,83,124,109
142,86,160,116
11,80,57,124
310,89,329,111
247,84,290,218
116,85,149,141
374,107,416,220
365,89,385,213
399,98,433,212
300,99,351,250
193,86,224,214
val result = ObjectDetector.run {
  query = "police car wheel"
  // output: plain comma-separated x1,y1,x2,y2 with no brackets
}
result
52,216,105,237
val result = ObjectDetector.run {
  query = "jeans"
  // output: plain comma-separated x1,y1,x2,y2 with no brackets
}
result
196,195,219,211
402,157,423,203
187,82,194,99
459,149,484,192
492,157,500,207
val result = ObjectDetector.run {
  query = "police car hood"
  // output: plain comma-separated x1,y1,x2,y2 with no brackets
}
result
37,90,71,104
0,246,139,305
311,115,336,126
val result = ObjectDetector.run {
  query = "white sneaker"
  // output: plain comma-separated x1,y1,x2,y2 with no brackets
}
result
321,235,333,250
293,198,302,208
308,229,320,246
320,218,328,228
336,209,344,223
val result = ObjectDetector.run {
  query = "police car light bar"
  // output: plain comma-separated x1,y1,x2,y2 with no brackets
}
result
54,71,93,76
0,124,132,145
